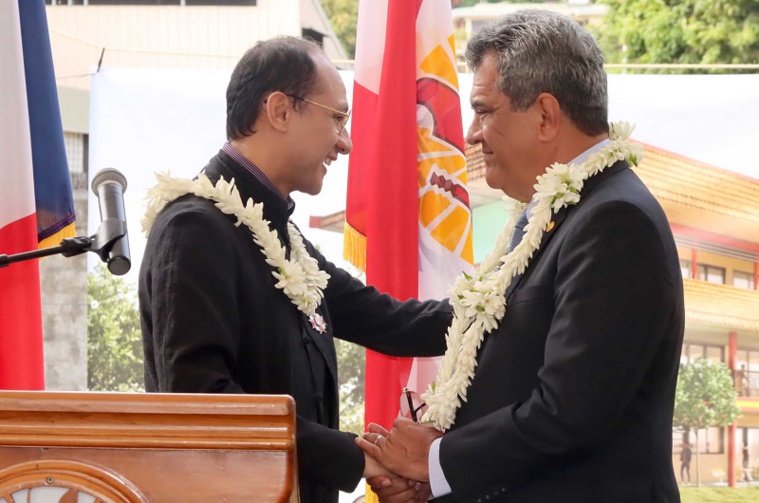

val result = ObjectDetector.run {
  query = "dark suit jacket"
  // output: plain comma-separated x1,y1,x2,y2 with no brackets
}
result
437,162,684,503
139,150,451,503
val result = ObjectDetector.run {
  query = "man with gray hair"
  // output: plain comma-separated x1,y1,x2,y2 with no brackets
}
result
358,10,684,502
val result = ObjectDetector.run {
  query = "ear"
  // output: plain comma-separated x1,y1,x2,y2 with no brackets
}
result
534,93,561,143
264,91,293,133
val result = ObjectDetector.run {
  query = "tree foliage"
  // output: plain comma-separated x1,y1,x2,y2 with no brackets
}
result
321,0,359,59
597,0,759,71
87,265,144,392
335,264,367,436
674,358,741,432
674,358,741,485
336,338,366,436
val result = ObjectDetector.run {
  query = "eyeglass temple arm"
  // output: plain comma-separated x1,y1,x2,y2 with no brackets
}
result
404,389,419,423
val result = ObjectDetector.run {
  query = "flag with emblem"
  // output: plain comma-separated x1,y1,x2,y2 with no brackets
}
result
345,0,474,441
0,0,75,389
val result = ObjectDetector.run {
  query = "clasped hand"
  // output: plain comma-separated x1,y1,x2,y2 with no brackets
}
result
357,418,443,503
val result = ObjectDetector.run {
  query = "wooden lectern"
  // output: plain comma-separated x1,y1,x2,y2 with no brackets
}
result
0,391,297,502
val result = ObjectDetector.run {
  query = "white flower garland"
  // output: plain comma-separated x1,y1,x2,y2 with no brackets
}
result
421,122,644,430
141,173,330,317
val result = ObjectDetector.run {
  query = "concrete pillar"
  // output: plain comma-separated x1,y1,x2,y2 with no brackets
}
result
40,171,88,391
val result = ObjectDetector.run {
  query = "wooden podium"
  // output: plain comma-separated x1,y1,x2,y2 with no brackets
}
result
0,391,297,502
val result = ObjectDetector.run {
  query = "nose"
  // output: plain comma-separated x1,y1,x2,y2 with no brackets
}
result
337,127,353,155
466,117,482,145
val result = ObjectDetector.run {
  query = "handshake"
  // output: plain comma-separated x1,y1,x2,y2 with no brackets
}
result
355,417,444,503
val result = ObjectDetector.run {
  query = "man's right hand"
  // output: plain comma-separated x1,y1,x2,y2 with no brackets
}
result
367,476,430,503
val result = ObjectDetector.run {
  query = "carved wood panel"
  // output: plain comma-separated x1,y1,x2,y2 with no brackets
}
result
0,459,146,503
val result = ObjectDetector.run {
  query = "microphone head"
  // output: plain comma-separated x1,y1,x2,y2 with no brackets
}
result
92,167,127,194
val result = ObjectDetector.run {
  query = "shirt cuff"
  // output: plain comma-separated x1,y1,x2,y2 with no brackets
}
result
428,437,452,497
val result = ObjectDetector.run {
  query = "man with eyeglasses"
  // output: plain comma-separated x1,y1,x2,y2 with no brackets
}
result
139,36,452,503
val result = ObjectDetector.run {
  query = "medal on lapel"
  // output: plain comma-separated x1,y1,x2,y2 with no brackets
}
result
308,313,327,334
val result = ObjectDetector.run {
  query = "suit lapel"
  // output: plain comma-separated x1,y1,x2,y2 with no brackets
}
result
504,208,569,301
504,160,629,302
303,312,338,386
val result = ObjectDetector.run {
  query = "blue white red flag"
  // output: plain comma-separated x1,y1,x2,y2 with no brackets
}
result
0,0,75,389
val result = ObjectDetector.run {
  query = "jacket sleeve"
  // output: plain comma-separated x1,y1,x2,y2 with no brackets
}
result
297,416,365,492
312,245,452,357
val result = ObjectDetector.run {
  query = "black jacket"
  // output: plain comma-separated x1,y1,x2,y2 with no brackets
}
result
436,162,684,503
139,149,451,503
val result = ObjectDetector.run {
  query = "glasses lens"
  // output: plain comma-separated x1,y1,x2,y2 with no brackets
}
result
399,389,427,422
337,113,349,134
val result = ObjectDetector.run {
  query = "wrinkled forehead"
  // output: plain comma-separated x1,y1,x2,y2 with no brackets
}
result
470,55,503,102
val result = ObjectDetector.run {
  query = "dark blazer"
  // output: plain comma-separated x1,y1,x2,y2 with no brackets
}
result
437,162,684,503
139,150,451,503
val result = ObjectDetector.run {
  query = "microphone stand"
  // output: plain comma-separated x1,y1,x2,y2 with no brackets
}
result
0,218,127,271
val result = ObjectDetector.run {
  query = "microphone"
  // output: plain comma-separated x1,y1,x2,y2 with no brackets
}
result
91,168,131,275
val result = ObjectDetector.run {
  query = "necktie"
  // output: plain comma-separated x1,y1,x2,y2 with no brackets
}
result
507,211,529,253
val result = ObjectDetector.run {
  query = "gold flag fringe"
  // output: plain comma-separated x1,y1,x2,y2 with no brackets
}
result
342,221,367,272
37,221,77,253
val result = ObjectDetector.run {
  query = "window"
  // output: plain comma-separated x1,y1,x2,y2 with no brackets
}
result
681,343,723,365
680,259,692,279
734,270,755,290
705,346,723,363
63,133,85,174
697,264,726,284
674,428,724,455
700,427,725,454
736,349,759,397
184,1,255,5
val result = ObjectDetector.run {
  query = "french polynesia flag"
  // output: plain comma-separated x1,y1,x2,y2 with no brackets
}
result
345,0,473,436
0,0,75,390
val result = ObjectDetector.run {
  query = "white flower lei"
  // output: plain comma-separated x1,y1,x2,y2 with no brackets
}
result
141,173,330,317
421,122,644,430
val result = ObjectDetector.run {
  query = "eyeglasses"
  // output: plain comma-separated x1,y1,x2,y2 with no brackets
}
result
288,94,351,134
400,387,428,423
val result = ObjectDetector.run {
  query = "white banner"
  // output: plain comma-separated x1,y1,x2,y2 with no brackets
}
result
89,68,759,285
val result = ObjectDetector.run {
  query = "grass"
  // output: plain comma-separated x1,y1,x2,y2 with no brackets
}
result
680,486,759,503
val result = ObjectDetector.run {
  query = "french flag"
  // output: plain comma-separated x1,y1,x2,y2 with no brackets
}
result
0,0,75,390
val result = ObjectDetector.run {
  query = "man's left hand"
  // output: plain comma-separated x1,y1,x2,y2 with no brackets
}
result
356,418,443,482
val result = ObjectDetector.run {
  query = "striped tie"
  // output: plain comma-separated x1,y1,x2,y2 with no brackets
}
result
508,211,529,253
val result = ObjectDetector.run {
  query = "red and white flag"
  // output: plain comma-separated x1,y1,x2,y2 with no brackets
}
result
345,0,474,434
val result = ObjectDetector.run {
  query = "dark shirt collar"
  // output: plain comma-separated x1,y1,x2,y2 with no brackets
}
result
222,142,296,214
200,144,295,231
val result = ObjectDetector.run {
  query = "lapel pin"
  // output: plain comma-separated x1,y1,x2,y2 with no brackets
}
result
546,221,555,232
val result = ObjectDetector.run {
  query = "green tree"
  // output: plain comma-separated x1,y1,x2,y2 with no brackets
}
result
321,0,359,59
335,264,366,435
674,358,741,486
87,264,144,392
597,0,759,72
336,338,366,435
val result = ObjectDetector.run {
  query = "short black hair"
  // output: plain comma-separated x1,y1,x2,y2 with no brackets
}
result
226,36,322,140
